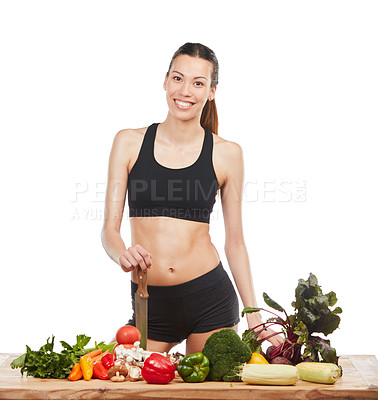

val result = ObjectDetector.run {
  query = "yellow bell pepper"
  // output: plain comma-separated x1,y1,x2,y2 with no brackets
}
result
248,352,270,364
79,355,93,380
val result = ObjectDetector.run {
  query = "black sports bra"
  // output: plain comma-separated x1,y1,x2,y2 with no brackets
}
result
127,123,219,223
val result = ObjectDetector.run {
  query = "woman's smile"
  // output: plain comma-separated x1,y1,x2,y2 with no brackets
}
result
174,99,195,109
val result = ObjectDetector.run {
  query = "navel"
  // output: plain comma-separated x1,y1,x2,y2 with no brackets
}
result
168,266,175,273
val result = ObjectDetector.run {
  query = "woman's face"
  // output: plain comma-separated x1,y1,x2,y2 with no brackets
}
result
164,54,216,121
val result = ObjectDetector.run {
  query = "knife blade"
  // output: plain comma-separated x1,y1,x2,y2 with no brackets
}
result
135,266,149,350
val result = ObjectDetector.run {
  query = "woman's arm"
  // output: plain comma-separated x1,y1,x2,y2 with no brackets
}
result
220,141,282,346
101,129,152,272
101,130,129,266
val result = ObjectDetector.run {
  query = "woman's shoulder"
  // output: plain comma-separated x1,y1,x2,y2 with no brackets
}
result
109,126,150,171
212,131,243,160
111,125,150,154
114,126,148,144
211,131,244,186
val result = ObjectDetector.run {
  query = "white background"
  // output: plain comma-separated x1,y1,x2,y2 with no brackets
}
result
1,1,377,358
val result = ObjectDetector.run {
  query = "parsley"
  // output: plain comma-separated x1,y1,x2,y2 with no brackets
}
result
11,334,91,379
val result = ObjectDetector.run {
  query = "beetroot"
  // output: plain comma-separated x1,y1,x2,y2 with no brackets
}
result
241,273,342,366
270,357,293,365
265,346,276,362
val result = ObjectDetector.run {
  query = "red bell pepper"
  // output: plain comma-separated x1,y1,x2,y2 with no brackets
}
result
101,353,115,370
141,353,175,384
93,361,109,380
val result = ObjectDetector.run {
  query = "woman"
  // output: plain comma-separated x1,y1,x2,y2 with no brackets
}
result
101,42,282,354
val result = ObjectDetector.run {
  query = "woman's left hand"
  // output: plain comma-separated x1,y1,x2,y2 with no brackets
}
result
246,313,284,347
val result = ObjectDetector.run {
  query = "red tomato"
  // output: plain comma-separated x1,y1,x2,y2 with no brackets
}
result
115,325,141,345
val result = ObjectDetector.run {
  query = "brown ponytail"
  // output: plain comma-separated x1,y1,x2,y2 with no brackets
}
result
201,99,218,135
167,42,219,135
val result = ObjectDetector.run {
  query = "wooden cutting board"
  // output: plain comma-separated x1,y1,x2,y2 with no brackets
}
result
0,354,377,400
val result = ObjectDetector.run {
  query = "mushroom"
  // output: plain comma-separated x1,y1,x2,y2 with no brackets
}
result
107,363,129,382
128,365,142,382
128,358,144,368
110,372,126,382
169,352,184,369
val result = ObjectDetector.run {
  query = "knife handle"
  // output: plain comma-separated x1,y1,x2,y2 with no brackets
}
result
136,266,149,299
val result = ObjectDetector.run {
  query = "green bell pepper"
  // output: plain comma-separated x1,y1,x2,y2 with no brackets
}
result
177,352,210,383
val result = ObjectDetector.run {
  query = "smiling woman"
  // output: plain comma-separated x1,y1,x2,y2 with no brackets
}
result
164,43,219,135
101,42,283,355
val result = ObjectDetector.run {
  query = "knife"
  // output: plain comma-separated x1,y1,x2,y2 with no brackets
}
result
135,266,149,350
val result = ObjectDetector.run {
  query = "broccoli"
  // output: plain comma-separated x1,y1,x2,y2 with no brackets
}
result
202,328,252,381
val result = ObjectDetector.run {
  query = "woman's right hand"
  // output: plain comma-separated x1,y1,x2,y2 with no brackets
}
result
118,244,152,273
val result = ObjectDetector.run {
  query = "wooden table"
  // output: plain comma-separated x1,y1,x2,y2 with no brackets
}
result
0,354,377,399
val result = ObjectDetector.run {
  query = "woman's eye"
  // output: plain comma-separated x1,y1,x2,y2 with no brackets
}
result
194,82,203,86
173,76,181,81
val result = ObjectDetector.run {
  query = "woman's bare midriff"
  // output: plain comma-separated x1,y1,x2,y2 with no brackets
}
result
130,216,220,286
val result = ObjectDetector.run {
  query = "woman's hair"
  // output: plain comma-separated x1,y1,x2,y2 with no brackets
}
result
167,42,219,135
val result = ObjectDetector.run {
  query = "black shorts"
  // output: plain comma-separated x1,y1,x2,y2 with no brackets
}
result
126,261,240,343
